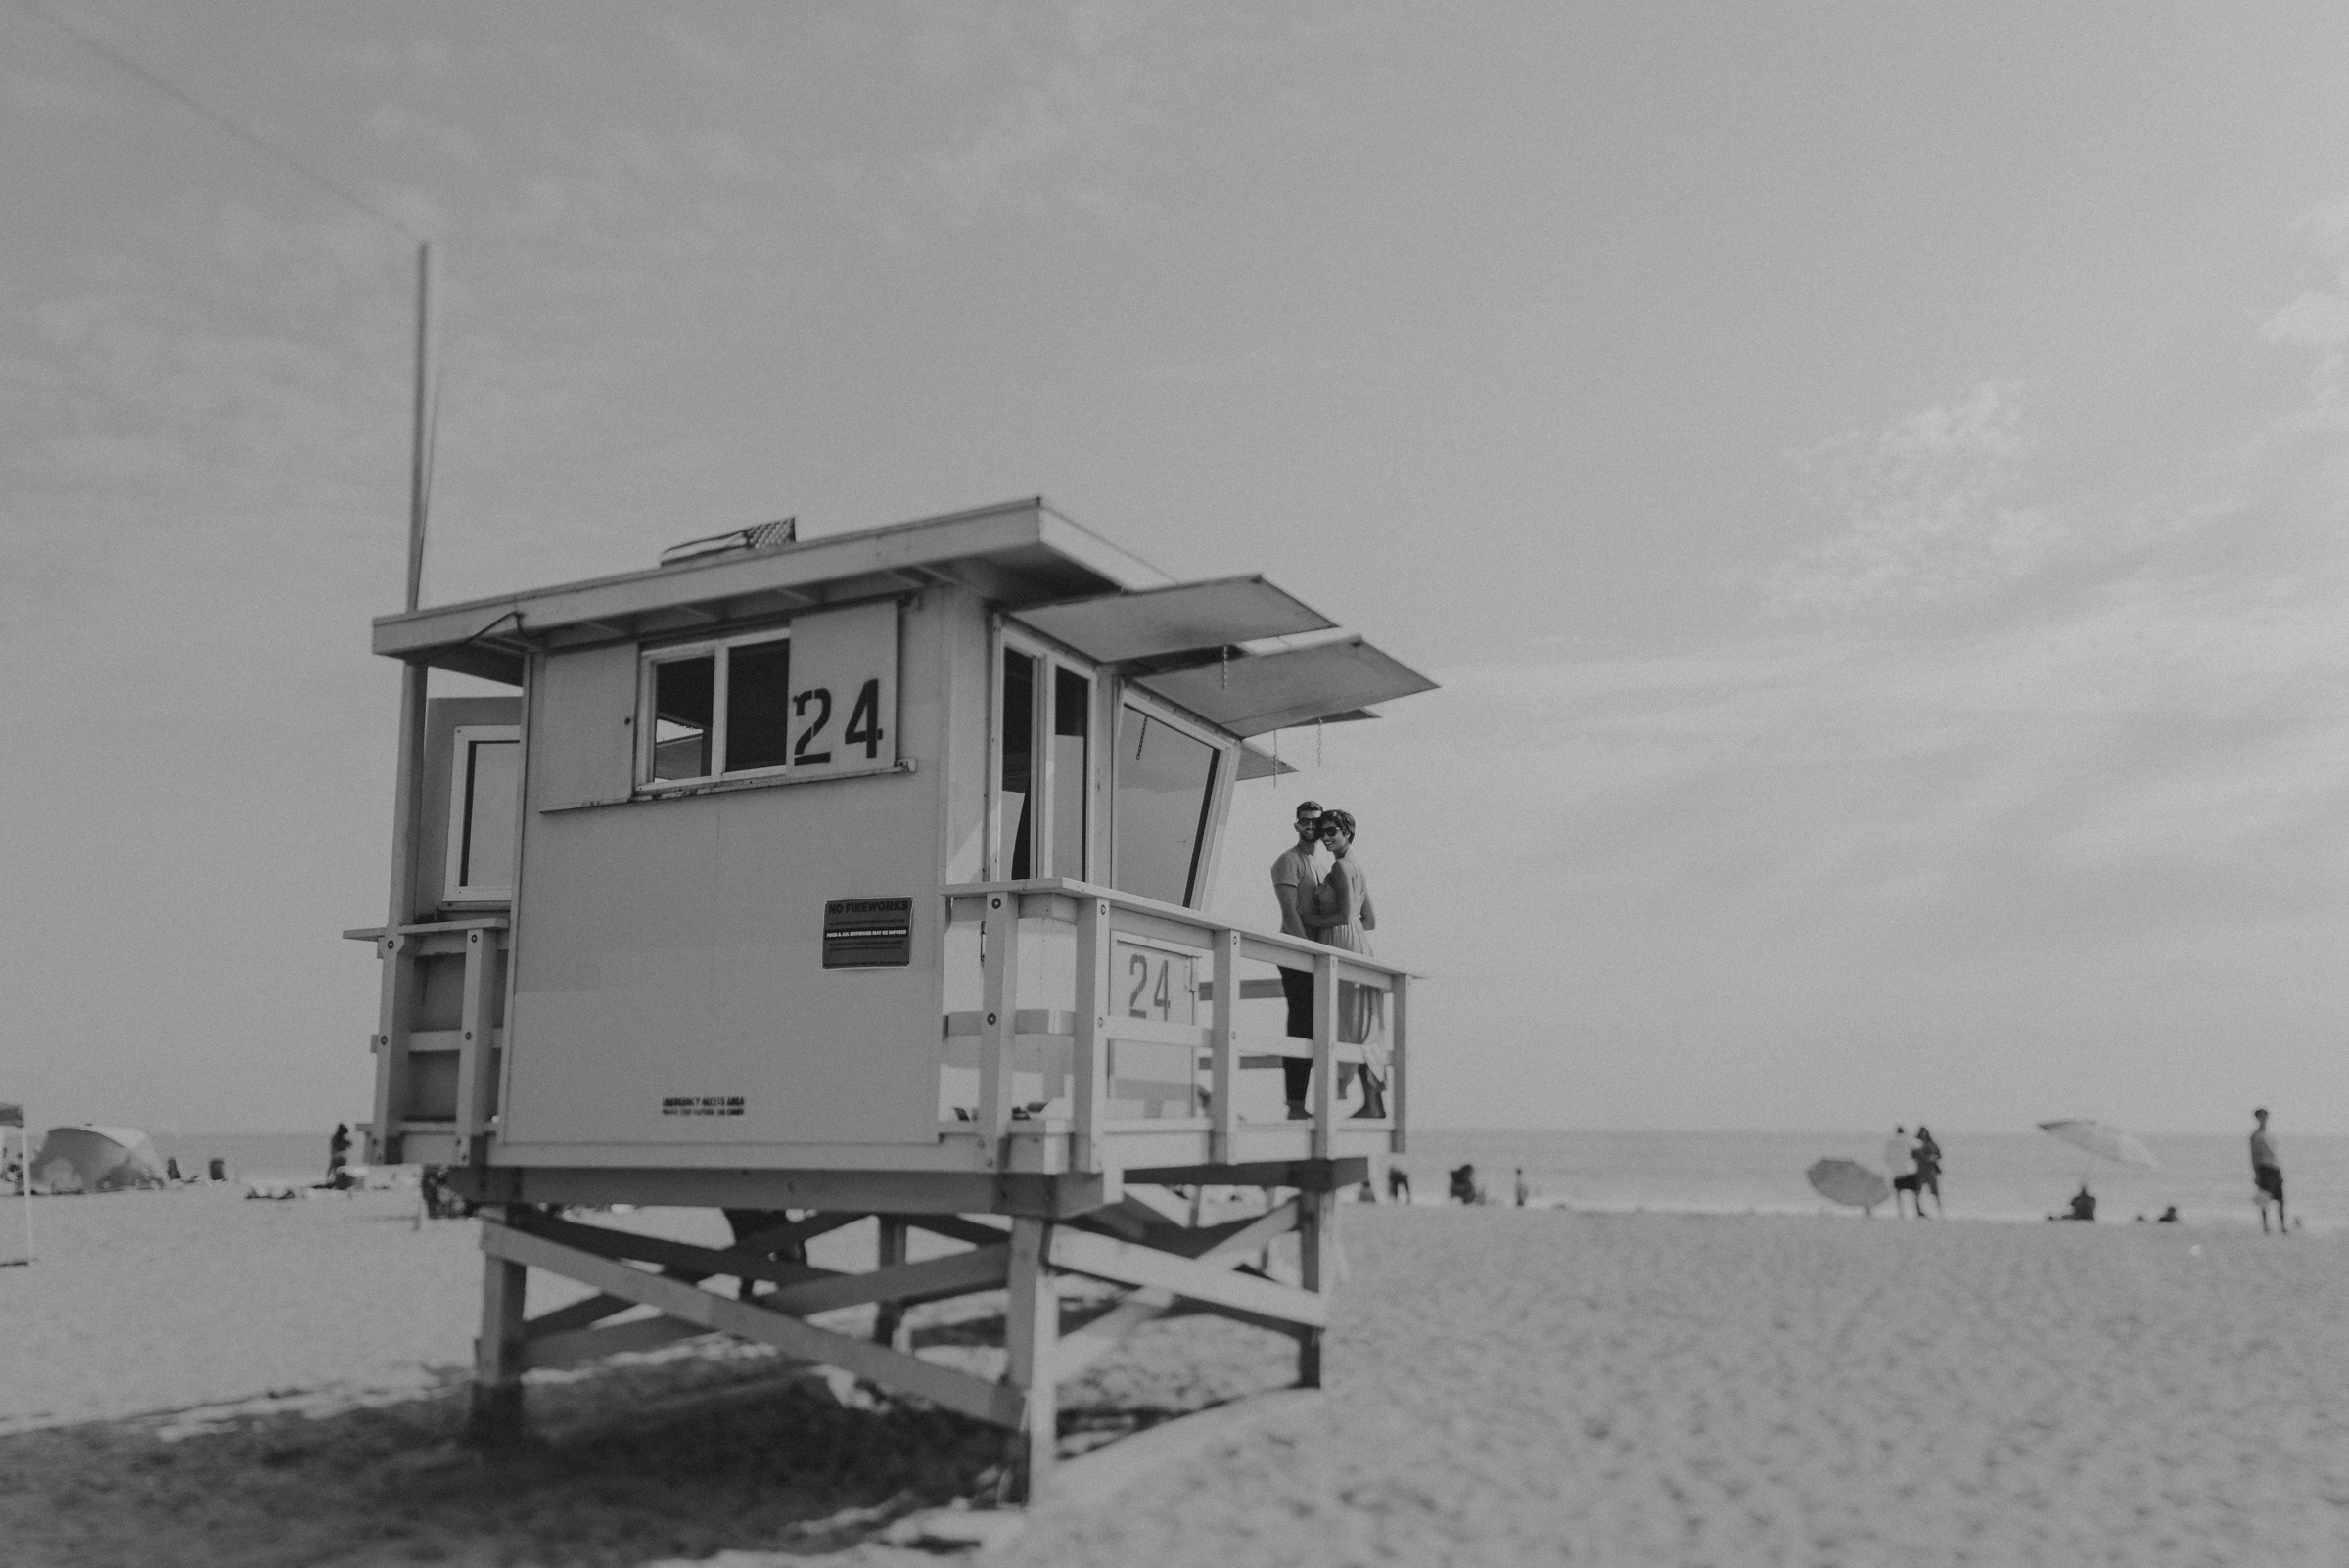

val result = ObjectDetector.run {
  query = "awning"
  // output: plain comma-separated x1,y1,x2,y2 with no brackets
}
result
1011,576,1333,668
1137,637,1436,737
1234,742,1297,781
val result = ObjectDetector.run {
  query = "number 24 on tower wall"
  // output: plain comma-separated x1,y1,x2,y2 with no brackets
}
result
790,678,885,767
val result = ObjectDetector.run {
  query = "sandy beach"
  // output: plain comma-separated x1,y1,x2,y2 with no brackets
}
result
4,1192,2345,1566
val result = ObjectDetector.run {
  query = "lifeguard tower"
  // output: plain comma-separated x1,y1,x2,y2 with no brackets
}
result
347,497,1433,1495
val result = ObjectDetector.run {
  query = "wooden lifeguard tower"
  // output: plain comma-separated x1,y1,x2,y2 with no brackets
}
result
347,497,1433,1496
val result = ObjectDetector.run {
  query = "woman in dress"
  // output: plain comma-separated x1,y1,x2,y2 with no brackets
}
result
1306,808,1387,1119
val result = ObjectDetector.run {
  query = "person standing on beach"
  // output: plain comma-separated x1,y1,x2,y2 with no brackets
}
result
1269,800,1326,1121
1884,1126,1918,1218
2250,1108,2286,1234
1306,808,1386,1119
1912,1126,1944,1218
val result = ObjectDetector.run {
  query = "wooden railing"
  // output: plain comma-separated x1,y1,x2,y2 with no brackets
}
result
941,878,1410,1171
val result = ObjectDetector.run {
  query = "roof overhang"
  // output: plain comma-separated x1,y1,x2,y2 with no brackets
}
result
372,498,1172,683
1009,576,1334,669
1136,637,1436,737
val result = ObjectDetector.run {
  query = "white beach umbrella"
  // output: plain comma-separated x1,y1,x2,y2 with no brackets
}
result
1806,1157,1893,1213
2037,1119,2159,1171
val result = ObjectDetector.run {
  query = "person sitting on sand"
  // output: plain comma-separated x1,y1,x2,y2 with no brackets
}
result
2049,1184,2096,1222
2156,1205,2180,1223
1449,1164,1480,1205
1388,1165,1411,1203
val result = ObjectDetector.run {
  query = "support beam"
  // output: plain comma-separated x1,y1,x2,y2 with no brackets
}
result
1295,1190,1336,1388
469,1248,528,1444
873,1217,910,1349
1046,1227,1327,1329
1004,1218,1058,1503
480,1222,1025,1427
1121,1157,1367,1192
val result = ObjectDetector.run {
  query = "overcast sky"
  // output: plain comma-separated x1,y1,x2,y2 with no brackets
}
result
4,4,2344,1135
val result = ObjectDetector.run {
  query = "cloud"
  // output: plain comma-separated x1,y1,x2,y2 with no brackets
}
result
1767,381,2068,613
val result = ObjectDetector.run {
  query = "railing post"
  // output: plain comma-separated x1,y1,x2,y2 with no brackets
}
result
1210,926,1240,1163
978,893,1022,1148
452,926,499,1163
369,932,416,1166
1072,897,1110,1173
1388,973,1408,1155
1311,951,1337,1159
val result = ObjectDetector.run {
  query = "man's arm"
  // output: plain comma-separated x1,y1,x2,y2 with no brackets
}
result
1274,882,1310,939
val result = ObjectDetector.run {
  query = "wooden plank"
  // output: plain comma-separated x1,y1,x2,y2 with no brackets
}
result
901,1213,1011,1248
1122,1158,1369,1192
480,1222,1026,1428
760,1245,1010,1317
450,1167,1109,1218
1104,905,1212,952
511,1215,842,1289
873,1218,909,1349
943,1008,1076,1037
1004,1219,1058,1502
469,1249,528,1442
978,892,1021,1138
1072,896,1109,1174
1102,1016,1211,1050
524,1291,640,1339
1390,974,1409,1155
1193,977,1288,1002
1046,1228,1327,1329
1296,1191,1335,1387
1312,953,1338,1160
1054,1206,1311,1377
1209,927,1240,1164
452,927,499,1144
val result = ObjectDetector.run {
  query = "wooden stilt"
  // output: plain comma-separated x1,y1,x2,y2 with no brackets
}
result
873,1216,910,1349
1294,1189,1335,1388
469,1241,529,1443
1004,1217,1058,1502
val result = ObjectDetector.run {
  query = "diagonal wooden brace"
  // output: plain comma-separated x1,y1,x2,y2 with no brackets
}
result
482,1221,1027,1428
1045,1226,1328,1330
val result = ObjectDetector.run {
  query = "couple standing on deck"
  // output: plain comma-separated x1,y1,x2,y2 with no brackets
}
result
1269,799,1387,1122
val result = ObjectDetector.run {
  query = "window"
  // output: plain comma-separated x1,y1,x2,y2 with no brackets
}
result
1052,668,1090,878
1111,703,1221,906
993,634,1096,881
444,725,519,901
999,647,1036,878
638,632,791,786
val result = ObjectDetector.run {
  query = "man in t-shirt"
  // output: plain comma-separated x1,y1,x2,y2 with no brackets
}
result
2250,1107,2286,1234
1884,1126,1919,1218
1270,800,1326,1120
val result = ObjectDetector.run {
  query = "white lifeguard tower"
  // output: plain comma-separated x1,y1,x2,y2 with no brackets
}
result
347,497,1433,1494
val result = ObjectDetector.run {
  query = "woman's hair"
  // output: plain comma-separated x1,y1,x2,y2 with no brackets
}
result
1315,807,1357,840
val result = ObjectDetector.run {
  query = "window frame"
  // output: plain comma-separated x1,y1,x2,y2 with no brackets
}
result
442,723,521,903
990,624,1099,883
1105,684,1235,909
633,627,794,792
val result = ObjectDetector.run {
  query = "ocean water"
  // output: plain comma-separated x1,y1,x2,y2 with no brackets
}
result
96,1128,2348,1234
1399,1129,2349,1232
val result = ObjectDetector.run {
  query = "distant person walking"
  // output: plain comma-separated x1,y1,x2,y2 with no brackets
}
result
1306,809,1386,1119
1884,1126,1918,1218
2250,1108,2286,1234
1912,1125,1944,1218
1268,799,1326,1120
1513,1168,1530,1207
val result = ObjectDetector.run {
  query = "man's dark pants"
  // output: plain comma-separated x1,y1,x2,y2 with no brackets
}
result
1278,966,1314,1102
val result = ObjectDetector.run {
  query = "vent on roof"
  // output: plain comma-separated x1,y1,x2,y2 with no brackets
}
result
659,518,797,568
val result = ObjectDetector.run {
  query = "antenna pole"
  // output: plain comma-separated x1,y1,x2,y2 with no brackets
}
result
405,240,436,612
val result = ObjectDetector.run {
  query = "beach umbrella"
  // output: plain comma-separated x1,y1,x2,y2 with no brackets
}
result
2037,1120,2158,1171
1807,1157,1892,1214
